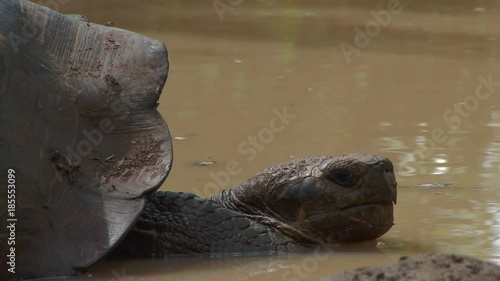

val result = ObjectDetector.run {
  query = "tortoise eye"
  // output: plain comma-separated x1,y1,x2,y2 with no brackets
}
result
327,170,357,187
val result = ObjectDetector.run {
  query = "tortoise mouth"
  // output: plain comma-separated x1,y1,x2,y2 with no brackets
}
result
340,203,394,230
340,202,393,211
320,203,394,243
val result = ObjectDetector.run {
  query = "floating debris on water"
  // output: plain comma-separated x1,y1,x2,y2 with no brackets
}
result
418,183,453,188
173,136,186,140
196,161,216,166
419,183,443,188
233,59,243,64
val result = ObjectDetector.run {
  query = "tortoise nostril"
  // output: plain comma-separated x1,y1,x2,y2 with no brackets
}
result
377,158,394,174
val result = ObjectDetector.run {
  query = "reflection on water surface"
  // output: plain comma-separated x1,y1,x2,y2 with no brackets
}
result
48,0,500,280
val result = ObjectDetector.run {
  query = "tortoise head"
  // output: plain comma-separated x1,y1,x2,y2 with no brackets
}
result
217,154,397,244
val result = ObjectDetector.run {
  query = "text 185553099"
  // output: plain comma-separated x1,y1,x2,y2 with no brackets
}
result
7,169,16,274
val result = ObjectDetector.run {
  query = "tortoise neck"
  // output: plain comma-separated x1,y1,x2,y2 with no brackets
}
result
209,183,268,217
209,184,322,246
117,191,293,257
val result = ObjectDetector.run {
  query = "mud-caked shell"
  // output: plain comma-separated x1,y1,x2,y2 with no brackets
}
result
0,0,171,279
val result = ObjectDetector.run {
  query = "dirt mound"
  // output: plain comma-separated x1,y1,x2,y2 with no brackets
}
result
322,253,500,281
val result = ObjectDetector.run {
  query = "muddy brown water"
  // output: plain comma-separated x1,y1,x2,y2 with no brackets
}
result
36,0,500,280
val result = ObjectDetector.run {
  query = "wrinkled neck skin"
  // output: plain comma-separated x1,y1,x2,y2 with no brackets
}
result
210,183,322,245
208,155,342,246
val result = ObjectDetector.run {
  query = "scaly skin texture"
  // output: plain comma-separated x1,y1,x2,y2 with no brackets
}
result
118,154,398,257
117,192,291,256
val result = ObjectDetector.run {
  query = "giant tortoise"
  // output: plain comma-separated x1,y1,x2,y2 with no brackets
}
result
0,1,397,279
